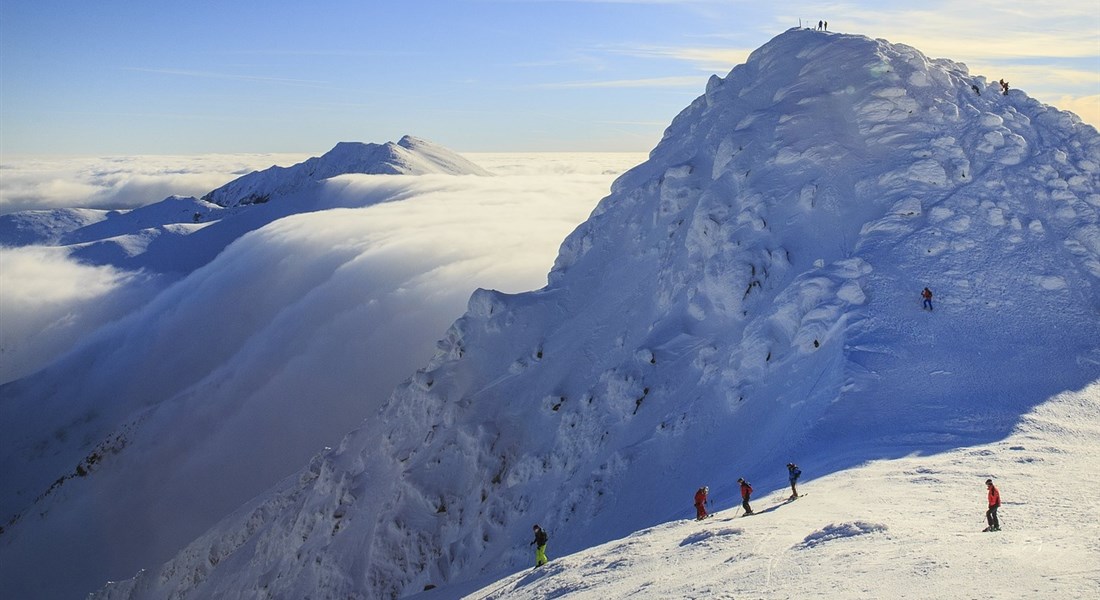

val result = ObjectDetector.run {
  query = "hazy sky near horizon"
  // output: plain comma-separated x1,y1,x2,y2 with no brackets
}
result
2,0,1097,155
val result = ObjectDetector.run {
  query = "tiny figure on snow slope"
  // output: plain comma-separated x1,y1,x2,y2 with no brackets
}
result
738,478,754,515
921,287,934,311
983,480,1001,532
787,463,802,499
999,79,1010,95
694,486,710,520
532,524,549,566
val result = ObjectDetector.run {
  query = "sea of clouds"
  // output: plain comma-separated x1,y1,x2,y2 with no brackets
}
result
0,153,313,215
0,151,652,599
0,151,646,388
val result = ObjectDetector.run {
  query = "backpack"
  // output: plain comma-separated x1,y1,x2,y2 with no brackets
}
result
535,529,548,546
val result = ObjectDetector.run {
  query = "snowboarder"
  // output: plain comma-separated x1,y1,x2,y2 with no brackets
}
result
694,486,710,520
818,20,823,30
532,524,549,566
787,463,802,499
999,79,1009,95
983,479,1001,532
824,20,828,31
738,478,754,514
921,287,934,311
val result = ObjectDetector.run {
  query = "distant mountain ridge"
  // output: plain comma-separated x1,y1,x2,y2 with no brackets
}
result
0,136,490,274
201,136,493,207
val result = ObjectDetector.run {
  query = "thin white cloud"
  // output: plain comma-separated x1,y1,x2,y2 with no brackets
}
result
536,76,702,89
1052,94,1100,129
607,44,756,72
124,67,331,87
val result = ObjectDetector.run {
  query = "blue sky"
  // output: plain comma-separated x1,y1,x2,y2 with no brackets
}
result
1,0,1097,154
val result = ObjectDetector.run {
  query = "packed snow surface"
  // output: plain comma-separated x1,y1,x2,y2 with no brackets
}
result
453,385,1100,600
85,28,1100,600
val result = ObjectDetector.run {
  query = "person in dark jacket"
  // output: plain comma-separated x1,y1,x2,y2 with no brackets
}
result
694,486,710,520
532,524,549,566
738,478,754,514
922,287,934,311
984,480,1001,532
787,463,802,499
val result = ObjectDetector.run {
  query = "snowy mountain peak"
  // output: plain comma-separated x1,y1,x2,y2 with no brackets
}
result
77,28,1100,600
202,136,491,207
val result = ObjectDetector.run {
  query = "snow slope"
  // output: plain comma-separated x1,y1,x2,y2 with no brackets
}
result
0,146,634,598
456,384,1100,600
200,136,493,208
90,29,1100,600
0,207,111,245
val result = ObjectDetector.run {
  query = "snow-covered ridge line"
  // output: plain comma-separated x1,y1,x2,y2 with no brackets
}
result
201,135,492,207
90,27,1100,600
0,135,491,262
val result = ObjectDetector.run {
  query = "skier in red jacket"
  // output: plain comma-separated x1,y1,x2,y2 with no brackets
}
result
983,479,1001,532
738,478,754,515
694,486,709,520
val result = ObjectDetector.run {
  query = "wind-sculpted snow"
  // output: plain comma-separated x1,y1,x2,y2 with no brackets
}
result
91,28,1100,599
796,522,888,549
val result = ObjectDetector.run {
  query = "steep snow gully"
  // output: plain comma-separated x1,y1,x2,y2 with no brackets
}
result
46,28,1100,599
